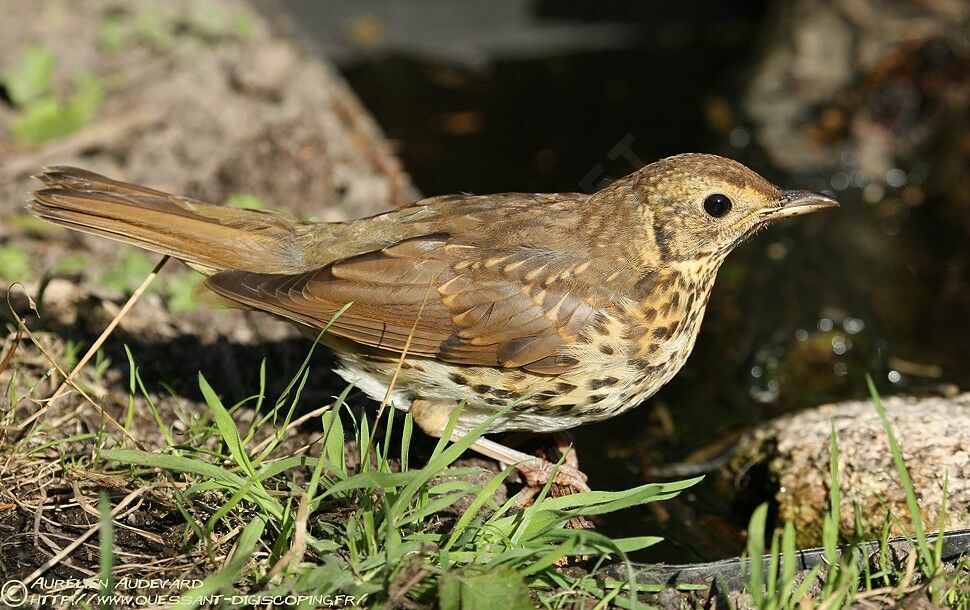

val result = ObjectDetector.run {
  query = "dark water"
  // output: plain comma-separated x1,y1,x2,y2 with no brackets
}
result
284,2,970,562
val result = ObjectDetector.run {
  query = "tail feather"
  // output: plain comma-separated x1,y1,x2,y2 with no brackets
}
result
28,167,306,275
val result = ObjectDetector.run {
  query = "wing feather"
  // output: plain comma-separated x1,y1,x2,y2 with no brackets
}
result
204,236,601,373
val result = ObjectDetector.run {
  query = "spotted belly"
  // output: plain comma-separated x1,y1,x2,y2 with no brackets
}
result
331,339,692,434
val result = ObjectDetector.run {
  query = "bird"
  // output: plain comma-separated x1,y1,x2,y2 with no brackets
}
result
28,153,837,493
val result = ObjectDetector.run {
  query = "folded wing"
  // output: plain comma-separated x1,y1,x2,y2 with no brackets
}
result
204,235,600,374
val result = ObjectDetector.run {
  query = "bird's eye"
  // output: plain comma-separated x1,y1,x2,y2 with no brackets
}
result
703,193,732,218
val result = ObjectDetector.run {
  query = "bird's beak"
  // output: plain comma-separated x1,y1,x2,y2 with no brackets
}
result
760,190,839,222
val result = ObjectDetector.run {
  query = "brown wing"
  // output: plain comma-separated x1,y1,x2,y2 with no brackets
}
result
203,235,600,374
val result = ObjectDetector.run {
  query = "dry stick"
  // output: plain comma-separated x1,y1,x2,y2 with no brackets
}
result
51,256,170,401
288,433,327,458
13,256,169,435
0,325,22,377
0,327,24,432
365,278,435,454
390,567,431,606
9,311,142,449
249,404,333,458
21,486,148,586
896,550,919,595
266,493,309,579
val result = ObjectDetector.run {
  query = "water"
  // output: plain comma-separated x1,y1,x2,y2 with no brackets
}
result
286,2,970,562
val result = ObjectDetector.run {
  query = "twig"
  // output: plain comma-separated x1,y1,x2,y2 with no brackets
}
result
897,550,918,595
48,256,169,402
5,286,143,449
21,486,148,586
266,493,308,579
9,256,167,440
249,404,332,458
0,326,22,377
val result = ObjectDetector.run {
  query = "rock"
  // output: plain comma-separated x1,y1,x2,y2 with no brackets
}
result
735,393,970,546
230,41,299,95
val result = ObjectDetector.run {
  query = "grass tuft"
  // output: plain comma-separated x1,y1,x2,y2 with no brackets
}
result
741,377,967,608
91,337,699,606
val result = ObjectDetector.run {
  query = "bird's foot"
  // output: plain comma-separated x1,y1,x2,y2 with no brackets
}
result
515,458,589,493
551,430,581,470
460,435,595,528
513,459,595,530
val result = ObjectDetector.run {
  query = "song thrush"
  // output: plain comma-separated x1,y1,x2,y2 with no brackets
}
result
28,154,836,491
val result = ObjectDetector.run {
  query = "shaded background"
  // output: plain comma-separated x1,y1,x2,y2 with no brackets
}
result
279,0,970,560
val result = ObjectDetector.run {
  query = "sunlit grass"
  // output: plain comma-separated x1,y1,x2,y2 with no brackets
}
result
93,336,699,607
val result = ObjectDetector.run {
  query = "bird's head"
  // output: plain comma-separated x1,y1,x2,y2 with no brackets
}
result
620,153,837,262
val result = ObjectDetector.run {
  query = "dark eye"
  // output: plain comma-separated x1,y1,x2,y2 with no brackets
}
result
703,193,732,218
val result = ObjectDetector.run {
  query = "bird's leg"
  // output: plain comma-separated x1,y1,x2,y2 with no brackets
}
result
552,430,580,470
495,430,581,470
467,436,590,492
409,399,590,496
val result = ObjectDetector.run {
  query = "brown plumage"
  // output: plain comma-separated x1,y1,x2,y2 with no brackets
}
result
28,154,837,491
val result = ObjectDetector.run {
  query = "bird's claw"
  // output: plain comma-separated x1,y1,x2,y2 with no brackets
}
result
514,459,590,507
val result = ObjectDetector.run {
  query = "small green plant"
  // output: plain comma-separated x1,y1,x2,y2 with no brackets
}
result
166,273,203,312
98,492,115,597
4,45,54,106
3,45,104,146
96,4,252,55
98,250,157,294
50,252,90,276
96,17,134,53
0,246,32,283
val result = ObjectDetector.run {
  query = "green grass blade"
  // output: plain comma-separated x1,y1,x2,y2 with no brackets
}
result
766,528,780,602
98,492,114,597
746,502,768,604
317,471,418,502
401,412,414,471
101,448,284,520
390,405,511,516
199,373,255,477
322,386,353,478
124,344,137,430
444,464,517,551
866,374,934,574
828,424,841,534
125,344,174,447
538,477,701,514
789,564,823,607
779,522,797,607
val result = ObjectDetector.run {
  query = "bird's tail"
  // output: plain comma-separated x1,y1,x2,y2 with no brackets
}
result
28,167,306,275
